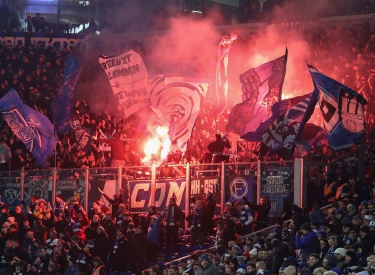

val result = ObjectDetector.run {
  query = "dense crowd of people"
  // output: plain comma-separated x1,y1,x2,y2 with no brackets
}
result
1,165,375,275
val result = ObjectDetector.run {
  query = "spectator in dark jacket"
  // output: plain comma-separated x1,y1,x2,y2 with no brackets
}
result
291,205,305,233
295,223,320,261
309,203,328,226
271,241,289,274
92,226,109,262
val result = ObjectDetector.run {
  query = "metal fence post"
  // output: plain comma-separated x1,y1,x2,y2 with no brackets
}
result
185,163,191,229
117,165,122,195
257,160,261,203
293,158,303,207
221,162,225,213
150,164,156,206
84,168,89,212
51,168,57,207
21,168,25,201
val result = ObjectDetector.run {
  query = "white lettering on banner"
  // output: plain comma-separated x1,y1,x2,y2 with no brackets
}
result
167,181,186,206
191,180,200,195
131,183,150,208
155,182,166,208
99,50,149,118
204,179,218,193
0,37,84,51
266,176,283,185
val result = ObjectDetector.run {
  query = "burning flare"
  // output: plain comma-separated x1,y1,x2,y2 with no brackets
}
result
142,126,172,165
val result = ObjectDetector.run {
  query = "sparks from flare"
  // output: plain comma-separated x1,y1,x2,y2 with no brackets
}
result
141,126,172,165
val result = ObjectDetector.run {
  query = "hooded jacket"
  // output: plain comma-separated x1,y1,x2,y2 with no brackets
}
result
272,242,290,274
195,256,219,275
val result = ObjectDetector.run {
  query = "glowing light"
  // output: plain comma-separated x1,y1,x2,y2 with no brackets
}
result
142,126,172,165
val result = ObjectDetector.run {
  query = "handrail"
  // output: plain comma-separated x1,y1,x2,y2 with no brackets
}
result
240,204,332,239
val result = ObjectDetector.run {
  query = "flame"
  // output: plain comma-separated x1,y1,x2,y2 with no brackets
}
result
141,126,172,165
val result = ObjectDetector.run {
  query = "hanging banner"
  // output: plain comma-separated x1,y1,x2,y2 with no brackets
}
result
0,178,22,210
25,179,51,205
260,162,294,218
56,179,85,205
128,178,186,213
99,50,149,118
226,174,255,203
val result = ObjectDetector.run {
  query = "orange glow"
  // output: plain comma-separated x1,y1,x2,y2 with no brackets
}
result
142,126,172,165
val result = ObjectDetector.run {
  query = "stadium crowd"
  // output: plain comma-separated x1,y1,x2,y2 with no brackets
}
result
1,165,375,275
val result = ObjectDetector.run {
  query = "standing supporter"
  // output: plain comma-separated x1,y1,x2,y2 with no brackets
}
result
295,223,320,261
147,210,165,262
92,256,106,274
242,196,271,232
235,202,253,234
203,192,216,235
186,200,207,247
92,226,109,263
98,187,123,218
129,226,147,273
0,137,11,170
97,132,126,167
164,197,184,252
109,227,129,273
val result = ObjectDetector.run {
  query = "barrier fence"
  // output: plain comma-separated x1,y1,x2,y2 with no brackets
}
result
0,159,327,224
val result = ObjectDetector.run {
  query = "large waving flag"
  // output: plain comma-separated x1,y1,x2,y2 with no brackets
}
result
0,89,57,167
227,48,288,136
295,124,328,157
51,54,81,134
258,91,318,159
241,94,308,141
308,65,367,150
99,50,149,118
146,76,208,152
215,33,238,114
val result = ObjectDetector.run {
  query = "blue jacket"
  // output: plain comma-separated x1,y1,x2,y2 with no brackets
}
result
147,214,165,245
309,209,328,226
295,231,320,260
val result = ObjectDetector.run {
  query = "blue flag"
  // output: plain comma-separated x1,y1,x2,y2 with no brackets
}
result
295,123,328,157
52,54,81,134
258,91,318,159
308,65,367,150
241,94,308,141
0,89,57,167
227,48,288,136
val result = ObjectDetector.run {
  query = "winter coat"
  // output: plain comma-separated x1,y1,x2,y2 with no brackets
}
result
195,257,219,275
309,209,328,226
272,243,290,274
295,231,320,260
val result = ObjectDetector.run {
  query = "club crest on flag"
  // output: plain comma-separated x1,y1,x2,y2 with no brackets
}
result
317,85,339,133
2,108,42,152
338,88,365,134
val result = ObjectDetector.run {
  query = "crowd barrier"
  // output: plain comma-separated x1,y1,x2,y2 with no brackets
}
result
0,159,328,224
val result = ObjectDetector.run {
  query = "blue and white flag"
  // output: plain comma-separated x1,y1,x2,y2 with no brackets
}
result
227,48,288,136
308,65,367,150
147,76,209,153
259,91,318,159
0,89,57,167
51,54,81,134
295,124,328,157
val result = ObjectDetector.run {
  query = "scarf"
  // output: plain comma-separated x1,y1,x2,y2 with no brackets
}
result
73,219,82,232
166,205,175,226
191,209,202,228
113,236,121,253
116,212,123,225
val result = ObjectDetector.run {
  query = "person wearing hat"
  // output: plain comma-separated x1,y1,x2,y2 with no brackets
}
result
92,226,109,267
334,248,346,270
322,254,337,269
347,175,371,207
352,215,364,229
129,225,147,272
295,223,320,261
92,256,107,274
236,268,246,275
102,210,116,239
222,202,238,221
283,265,296,275
335,209,352,224
359,226,375,248
195,254,219,275
343,251,358,272
186,200,208,247
109,227,128,272
310,202,328,227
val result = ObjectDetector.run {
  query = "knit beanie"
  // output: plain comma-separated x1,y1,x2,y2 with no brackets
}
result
283,266,297,275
